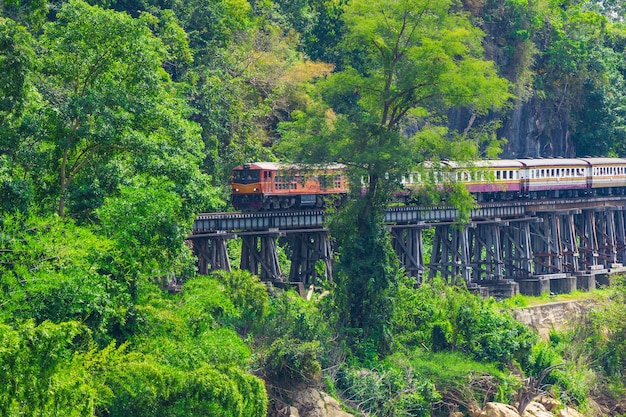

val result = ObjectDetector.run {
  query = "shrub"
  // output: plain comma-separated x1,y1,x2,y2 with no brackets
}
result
336,355,440,417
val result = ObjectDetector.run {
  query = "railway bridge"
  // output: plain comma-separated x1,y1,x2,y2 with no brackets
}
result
189,196,626,297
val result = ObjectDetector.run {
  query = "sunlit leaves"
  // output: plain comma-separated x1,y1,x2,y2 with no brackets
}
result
36,0,211,217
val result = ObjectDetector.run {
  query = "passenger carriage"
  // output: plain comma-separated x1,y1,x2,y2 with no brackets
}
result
581,158,626,194
522,158,590,198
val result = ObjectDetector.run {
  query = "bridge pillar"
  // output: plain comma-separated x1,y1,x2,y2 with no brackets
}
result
615,207,626,263
500,219,534,279
575,210,600,271
390,225,426,282
531,213,563,274
240,234,282,282
559,212,580,273
287,231,333,287
595,208,619,267
429,224,471,284
190,235,232,275
470,222,503,281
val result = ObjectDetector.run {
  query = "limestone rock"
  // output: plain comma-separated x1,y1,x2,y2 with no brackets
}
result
449,412,464,417
289,388,354,417
522,401,552,417
558,406,585,417
289,406,300,417
468,402,483,417
478,402,521,417
510,300,595,339
536,395,560,411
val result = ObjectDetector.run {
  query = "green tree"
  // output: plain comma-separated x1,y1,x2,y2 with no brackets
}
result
0,17,36,214
95,178,199,290
279,0,511,356
0,215,132,343
281,0,511,203
36,0,209,218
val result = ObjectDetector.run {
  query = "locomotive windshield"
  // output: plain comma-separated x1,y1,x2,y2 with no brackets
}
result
233,169,261,184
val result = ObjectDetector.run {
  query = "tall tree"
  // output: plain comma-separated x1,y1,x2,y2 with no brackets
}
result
281,0,511,208
279,0,512,354
36,0,209,217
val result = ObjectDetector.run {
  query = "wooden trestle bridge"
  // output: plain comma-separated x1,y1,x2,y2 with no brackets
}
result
189,196,626,297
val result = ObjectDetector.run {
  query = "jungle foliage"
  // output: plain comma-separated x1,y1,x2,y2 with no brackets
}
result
2,0,626,415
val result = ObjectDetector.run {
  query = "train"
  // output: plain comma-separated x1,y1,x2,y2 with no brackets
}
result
231,158,626,210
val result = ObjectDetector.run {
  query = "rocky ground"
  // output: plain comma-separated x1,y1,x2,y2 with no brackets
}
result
272,300,625,417
275,390,586,417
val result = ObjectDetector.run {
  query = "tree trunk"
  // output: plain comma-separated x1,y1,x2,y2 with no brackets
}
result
58,148,68,217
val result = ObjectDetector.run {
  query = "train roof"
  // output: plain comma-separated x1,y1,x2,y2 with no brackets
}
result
233,162,280,170
579,157,626,165
519,158,589,167
233,162,345,171
442,159,525,169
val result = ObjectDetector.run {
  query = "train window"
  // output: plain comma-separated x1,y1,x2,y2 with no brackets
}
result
496,171,501,180
233,169,261,184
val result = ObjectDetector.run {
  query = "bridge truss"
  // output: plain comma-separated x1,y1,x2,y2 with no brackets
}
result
189,196,626,297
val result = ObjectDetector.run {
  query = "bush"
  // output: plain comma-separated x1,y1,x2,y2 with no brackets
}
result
336,355,440,417
392,277,537,367
260,338,323,384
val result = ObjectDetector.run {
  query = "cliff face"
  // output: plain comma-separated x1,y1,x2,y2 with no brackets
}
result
449,98,576,159
499,99,576,159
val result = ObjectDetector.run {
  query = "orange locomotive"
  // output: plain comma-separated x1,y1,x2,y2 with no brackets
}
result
231,162,348,210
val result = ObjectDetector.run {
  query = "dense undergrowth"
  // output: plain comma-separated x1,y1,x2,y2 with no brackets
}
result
3,214,626,416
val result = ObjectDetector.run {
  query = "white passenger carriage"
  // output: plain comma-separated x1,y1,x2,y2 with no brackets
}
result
522,158,590,198
581,158,626,193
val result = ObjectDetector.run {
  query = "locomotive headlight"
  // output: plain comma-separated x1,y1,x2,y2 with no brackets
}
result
253,188,259,191
235,188,239,192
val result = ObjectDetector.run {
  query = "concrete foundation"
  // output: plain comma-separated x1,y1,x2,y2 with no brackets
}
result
574,273,596,291
475,280,519,299
468,283,490,298
549,275,577,294
517,275,551,296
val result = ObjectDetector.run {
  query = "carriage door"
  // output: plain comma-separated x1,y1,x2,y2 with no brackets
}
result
520,165,530,195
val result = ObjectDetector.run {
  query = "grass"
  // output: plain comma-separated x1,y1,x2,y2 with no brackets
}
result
497,287,614,309
407,350,518,405
409,350,507,383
